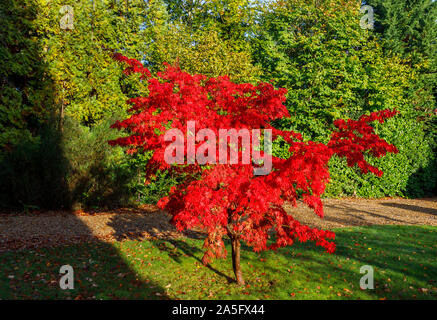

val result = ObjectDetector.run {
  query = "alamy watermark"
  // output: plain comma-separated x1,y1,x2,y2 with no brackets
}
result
59,265,74,290
360,5,374,30
360,265,374,289
60,5,74,30
164,122,273,175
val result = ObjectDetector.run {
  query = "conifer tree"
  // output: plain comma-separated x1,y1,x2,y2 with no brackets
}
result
365,0,436,152
0,0,55,151
37,0,149,125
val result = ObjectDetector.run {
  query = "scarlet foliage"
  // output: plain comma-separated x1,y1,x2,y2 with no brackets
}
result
109,53,398,265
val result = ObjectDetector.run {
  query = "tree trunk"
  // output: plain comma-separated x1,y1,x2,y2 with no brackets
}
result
59,83,66,132
59,100,64,132
230,236,245,286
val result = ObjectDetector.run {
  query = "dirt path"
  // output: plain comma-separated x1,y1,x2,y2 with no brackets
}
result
288,198,437,229
0,198,436,251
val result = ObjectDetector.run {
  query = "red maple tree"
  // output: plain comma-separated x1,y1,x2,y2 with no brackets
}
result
109,53,398,285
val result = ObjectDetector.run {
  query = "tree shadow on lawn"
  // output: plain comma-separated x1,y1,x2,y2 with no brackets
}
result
0,0,213,300
106,213,236,284
0,0,151,300
0,0,164,300
0,240,169,299
105,211,437,298
322,203,408,225
2,241,170,300
379,202,437,216
142,223,435,299
106,210,204,241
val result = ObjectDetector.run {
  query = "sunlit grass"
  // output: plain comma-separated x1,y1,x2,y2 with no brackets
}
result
1,225,436,299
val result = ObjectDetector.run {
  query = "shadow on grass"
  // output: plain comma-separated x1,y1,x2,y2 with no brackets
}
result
106,213,236,284
379,202,437,216
322,203,409,225
0,240,168,299
106,207,437,298
0,0,167,297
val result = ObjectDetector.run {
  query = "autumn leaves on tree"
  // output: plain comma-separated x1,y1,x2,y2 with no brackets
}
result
109,53,399,285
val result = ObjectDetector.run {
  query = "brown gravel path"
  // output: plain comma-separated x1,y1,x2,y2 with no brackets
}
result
0,206,183,252
0,198,436,251
288,197,437,229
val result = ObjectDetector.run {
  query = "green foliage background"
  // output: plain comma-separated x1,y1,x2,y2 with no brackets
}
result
253,0,436,198
0,0,435,210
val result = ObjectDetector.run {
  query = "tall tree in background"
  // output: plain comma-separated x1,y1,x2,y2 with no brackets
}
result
37,0,149,125
32,0,262,122
0,0,55,152
365,0,436,144
253,0,412,138
365,0,436,86
147,0,261,82
147,23,261,82
144,0,171,70
252,0,436,197
0,0,71,209
164,0,256,41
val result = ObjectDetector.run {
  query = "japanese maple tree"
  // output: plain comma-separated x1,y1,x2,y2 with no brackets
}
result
109,53,398,285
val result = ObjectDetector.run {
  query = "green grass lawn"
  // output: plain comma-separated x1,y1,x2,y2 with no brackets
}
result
1,225,436,300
